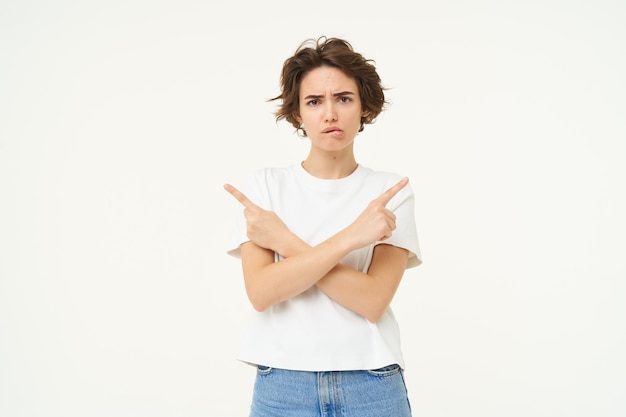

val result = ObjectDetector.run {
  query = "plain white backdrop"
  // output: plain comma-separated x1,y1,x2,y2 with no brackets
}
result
1,1,625,416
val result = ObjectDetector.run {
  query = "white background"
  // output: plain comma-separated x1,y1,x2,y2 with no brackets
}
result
1,1,625,416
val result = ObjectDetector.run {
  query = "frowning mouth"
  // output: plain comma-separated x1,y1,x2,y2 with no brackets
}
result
322,127,342,134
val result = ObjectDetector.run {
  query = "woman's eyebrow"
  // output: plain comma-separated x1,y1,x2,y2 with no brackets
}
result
333,91,355,97
303,91,356,100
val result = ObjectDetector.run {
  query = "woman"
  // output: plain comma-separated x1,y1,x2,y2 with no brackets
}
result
224,36,421,417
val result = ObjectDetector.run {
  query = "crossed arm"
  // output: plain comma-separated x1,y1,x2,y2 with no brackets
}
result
224,179,410,323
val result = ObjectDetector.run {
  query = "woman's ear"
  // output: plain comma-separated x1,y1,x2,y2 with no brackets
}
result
361,109,370,118
293,112,302,123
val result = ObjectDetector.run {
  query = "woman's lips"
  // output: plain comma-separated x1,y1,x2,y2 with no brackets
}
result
323,127,343,137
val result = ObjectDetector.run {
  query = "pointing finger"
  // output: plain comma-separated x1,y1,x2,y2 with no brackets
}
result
223,184,259,210
374,177,409,206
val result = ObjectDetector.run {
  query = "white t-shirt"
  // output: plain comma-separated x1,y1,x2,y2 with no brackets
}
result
227,163,421,371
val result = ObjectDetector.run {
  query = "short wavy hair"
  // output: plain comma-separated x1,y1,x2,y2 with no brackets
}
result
269,36,388,135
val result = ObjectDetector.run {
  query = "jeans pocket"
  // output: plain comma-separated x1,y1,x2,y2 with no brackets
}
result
366,363,401,377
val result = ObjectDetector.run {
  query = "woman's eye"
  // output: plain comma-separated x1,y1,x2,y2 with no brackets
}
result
339,96,351,103
307,100,319,106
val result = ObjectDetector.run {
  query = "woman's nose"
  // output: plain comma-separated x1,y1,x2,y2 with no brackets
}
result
324,103,337,122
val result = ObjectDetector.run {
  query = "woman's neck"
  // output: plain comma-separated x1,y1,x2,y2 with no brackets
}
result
301,154,358,179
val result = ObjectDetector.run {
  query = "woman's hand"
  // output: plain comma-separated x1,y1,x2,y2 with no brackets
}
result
342,177,408,250
224,184,294,254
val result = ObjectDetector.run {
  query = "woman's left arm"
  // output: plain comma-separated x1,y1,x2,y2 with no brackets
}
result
315,244,408,323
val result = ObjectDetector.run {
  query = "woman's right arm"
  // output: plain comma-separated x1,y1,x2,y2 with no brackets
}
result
240,228,354,312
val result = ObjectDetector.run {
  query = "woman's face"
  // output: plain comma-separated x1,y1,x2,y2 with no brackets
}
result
295,66,368,154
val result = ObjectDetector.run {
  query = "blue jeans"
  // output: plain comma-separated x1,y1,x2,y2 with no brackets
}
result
249,364,412,417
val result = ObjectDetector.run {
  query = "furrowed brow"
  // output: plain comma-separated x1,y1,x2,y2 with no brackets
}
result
303,91,356,100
